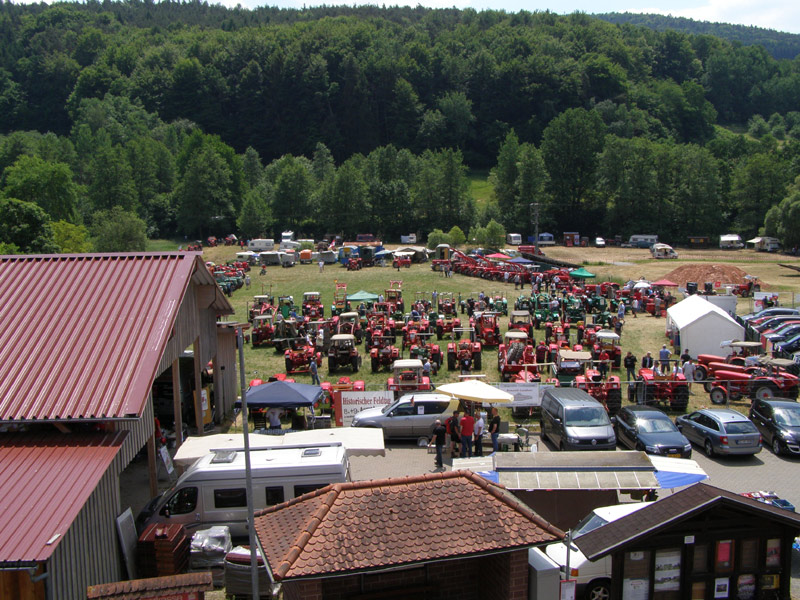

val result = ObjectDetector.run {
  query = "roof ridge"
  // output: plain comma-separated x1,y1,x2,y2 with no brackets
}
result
454,470,566,539
274,488,339,580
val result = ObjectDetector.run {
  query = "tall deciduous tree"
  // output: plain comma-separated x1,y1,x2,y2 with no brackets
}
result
2,155,79,222
174,146,234,237
541,108,606,233
91,206,147,252
237,183,272,240
0,196,60,253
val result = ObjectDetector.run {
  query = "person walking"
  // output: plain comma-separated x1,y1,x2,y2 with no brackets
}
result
318,259,324,273
680,348,691,364
460,411,475,458
474,411,486,457
428,420,447,469
489,407,501,453
631,297,639,317
642,351,654,369
682,358,696,394
447,411,461,457
624,351,637,384
245,274,251,289
309,358,320,385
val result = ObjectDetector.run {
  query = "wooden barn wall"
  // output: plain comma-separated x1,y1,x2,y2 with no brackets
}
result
47,468,121,600
115,398,154,468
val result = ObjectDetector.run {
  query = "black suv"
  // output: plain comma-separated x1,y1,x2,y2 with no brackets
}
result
749,398,800,455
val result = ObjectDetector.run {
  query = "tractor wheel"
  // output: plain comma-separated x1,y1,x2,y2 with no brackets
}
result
606,389,622,416
285,358,292,373
455,330,461,340
355,331,363,344
703,380,713,393
328,359,337,373
754,384,776,401
448,353,456,371
371,357,379,373
709,387,728,405
694,365,707,382
704,439,715,458
352,356,359,372
671,387,689,412
437,325,443,340
474,352,482,370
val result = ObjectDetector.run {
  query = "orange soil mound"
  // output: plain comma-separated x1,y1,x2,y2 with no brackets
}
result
661,264,754,288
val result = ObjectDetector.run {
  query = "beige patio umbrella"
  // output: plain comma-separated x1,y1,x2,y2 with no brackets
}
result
437,380,514,404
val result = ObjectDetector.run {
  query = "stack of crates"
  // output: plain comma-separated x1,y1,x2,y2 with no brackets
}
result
137,523,190,577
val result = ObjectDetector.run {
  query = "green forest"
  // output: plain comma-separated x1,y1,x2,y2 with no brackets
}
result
2,2,800,253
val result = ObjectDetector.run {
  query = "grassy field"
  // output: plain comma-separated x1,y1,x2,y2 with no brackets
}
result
203,243,800,421
467,169,493,212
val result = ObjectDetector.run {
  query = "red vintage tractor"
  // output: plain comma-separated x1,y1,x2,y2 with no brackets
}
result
386,359,433,396
447,339,482,372
470,311,501,346
591,329,622,369
347,257,363,270
336,311,364,344
574,369,623,415
409,339,443,373
707,361,799,404
302,291,324,320
693,341,762,382
327,334,362,373
435,312,462,340
497,331,534,382
402,317,431,349
331,282,350,316
385,281,405,314
392,254,411,269
251,314,275,347
437,292,458,316
635,363,690,412
284,340,323,374
507,310,534,339
369,336,401,372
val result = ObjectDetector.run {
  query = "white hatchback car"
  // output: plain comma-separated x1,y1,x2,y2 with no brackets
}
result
545,503,649,599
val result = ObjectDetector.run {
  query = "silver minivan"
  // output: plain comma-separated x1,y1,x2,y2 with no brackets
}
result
540,388,616,451
351,393,452,441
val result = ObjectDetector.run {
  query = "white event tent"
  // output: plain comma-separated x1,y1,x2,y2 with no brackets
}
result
665,295,745,359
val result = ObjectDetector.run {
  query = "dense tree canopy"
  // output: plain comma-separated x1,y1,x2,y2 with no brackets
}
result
0,3,799,252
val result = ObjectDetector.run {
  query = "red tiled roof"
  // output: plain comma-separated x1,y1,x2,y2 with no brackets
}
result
254,470,564,581
0,431,126,563
0,253,232,421
87,572,213,599
575,482,800,561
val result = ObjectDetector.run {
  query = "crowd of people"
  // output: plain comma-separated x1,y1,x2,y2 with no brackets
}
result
428,407,502,469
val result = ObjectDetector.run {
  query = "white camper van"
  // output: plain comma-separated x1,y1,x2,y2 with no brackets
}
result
137,444,349,537
719,234,743,249
650,243,678,259
628,234,658,248
248,238,275,252
506,233,522,245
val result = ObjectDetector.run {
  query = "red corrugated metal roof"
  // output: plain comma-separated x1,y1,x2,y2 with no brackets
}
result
0,253,231,421
0,431,126,563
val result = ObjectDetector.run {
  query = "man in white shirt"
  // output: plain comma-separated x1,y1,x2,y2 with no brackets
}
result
474,411,486,457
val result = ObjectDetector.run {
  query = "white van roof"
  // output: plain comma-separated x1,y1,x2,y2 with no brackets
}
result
182,444,346,482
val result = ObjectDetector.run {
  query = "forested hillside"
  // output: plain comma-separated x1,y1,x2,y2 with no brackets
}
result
596,13,800,60
1,2,800,253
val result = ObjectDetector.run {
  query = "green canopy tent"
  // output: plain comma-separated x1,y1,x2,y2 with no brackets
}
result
347,290,380,302
570,267,596,279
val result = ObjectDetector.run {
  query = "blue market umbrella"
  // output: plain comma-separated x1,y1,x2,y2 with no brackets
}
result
245,380,323,408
